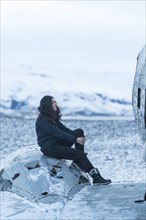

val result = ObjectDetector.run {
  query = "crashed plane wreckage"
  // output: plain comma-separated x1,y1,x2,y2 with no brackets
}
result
132,44,146,203
0,146,89,203
132,44,146,147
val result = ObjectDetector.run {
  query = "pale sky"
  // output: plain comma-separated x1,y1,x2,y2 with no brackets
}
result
1,0,145,74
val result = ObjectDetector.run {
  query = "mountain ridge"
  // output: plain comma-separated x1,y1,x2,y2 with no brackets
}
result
1,67,134,117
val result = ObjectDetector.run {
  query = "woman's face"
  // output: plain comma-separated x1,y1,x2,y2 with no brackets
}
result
52,98,57,111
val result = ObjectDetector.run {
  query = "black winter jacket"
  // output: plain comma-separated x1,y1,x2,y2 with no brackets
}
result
35,115,77,151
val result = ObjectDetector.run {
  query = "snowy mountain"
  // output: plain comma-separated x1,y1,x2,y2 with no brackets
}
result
1,66,134,118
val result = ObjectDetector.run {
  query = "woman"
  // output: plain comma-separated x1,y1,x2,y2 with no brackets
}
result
35,95,111,185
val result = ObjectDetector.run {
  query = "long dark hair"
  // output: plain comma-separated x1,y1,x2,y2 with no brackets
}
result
38,95,61,122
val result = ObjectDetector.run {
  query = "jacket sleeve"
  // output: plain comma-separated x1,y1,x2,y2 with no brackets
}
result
57,121,74,134
40,118,77,143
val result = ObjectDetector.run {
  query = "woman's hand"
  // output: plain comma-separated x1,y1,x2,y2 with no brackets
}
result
76,137,85,145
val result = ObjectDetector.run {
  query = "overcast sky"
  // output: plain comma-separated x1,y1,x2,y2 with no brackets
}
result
1,0,145,74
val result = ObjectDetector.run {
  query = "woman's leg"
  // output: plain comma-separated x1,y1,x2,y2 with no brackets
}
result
59,128,85,152
72,129,85,152
43,145,111,184
43,145,93,172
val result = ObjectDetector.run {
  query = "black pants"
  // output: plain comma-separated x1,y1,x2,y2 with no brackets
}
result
42,129,94,173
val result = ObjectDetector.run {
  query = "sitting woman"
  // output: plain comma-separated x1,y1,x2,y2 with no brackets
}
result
35,95,111,185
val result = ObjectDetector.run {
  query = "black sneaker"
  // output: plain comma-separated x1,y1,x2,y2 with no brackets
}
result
89,168,111,185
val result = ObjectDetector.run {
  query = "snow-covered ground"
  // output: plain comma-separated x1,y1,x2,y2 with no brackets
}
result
0,116,145,220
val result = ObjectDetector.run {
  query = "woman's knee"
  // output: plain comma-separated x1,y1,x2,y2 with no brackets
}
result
73,128,84,137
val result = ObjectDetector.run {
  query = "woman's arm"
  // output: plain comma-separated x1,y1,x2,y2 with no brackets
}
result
40,118,77,143
57,121,85,145
76,137,85,145
57,121,73,134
